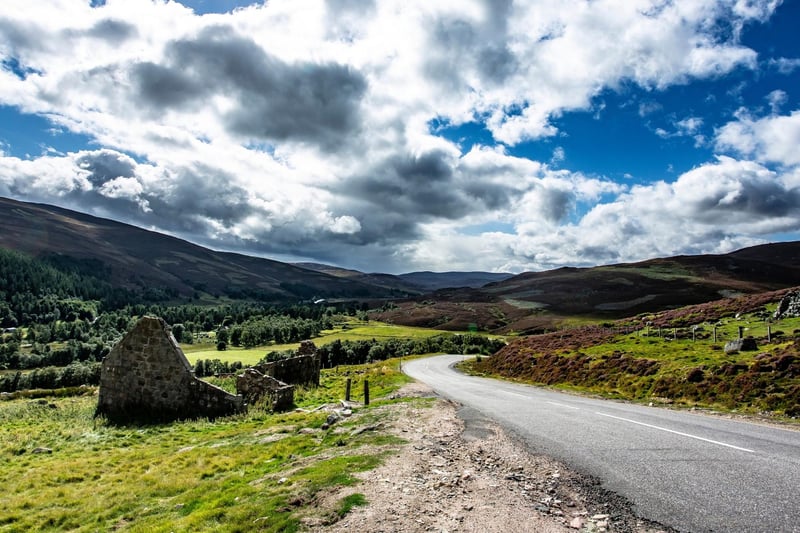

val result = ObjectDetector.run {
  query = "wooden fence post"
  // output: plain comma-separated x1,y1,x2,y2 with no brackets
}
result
345,377,351,402
364,380,370,405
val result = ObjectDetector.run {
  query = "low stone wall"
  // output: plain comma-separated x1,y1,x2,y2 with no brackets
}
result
236,368,294,411
97,316,244,423
254,340,321,387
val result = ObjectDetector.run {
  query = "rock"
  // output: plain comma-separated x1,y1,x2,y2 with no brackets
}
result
32,447,52,454
570,517,584,529
724,337,758,353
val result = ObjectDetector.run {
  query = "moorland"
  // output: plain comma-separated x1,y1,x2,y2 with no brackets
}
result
1,195,799,530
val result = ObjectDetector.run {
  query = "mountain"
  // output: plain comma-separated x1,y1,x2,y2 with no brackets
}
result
373,243,800,333
4,196,799,324
293,263,512,292
292,262,424,294
397,271,514,291
0,197,409,302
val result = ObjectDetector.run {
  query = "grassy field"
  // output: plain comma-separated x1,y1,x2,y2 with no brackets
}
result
0,359,419,532
182,320,456,365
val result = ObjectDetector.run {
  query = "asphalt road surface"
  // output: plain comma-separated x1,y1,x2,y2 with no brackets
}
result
403,354,800,533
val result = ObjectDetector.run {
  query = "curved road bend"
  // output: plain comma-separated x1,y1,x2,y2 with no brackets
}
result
403,355,800,533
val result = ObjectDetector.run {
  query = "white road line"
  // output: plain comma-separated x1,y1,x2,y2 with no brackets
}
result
503,391,529,398
595,412,756,453
546,401,581,410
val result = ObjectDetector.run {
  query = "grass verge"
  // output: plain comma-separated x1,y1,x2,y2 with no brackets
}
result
0,358,416,532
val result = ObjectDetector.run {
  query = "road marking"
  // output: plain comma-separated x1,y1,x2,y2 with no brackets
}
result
546,401,581,410
595,412,755,453
504,391,529,398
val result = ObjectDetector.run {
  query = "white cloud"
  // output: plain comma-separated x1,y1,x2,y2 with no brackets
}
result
0,0,794,273
768,57,800,74
715,109,800,167
766,89,788,114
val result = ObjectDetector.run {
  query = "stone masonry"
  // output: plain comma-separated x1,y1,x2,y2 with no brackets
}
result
253,340,321,387
235,368,294,411
97,316,244,422
774,290,800,319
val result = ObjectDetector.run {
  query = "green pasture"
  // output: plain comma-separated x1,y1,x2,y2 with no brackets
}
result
182,320,456,365
0,358,417,532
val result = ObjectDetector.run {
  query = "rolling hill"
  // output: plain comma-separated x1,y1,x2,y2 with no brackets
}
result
373,243,800,332
0,197,408,302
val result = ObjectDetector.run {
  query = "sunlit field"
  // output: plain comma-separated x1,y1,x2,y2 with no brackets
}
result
182,320,456,365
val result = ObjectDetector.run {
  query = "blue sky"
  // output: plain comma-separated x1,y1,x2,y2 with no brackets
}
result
1,0,799,274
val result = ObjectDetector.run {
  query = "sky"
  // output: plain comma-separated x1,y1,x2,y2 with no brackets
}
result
1,0,799,274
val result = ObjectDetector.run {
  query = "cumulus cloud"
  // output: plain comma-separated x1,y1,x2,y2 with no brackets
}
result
131,27,367,149
0,0,795,273
715,109,800,167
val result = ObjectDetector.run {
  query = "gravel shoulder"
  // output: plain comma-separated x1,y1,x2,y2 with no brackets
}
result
307,382,672,533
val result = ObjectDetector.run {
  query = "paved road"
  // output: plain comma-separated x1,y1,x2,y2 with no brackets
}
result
403,355,800,533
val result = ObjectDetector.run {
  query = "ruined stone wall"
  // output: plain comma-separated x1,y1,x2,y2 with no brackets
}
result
236,368,294,411
775,291,800,319
254,340,321,387
97,316,244,422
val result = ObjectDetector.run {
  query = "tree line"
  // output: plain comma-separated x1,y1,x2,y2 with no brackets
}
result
260,334,507,368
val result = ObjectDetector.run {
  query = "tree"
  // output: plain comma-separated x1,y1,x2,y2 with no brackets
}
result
171,323,185,343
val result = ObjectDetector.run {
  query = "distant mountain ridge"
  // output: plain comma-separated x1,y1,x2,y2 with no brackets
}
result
397,271,514,291
293,263,513,291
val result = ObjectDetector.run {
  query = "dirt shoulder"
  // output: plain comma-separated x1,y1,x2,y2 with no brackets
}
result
306,383,671,533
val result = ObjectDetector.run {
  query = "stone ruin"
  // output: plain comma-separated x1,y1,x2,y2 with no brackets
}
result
236,340,322,411
97,316,244,423
235,368,295,411
774,290,800,319
97,318,323,422
252,340,321,387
